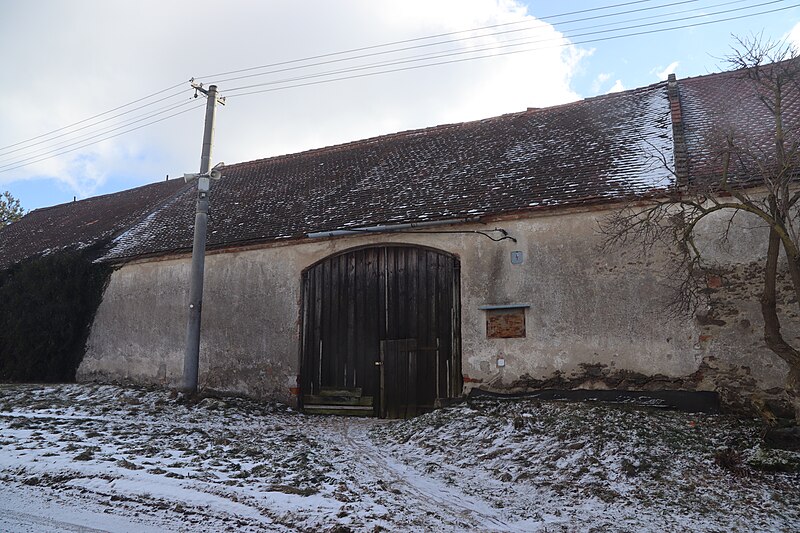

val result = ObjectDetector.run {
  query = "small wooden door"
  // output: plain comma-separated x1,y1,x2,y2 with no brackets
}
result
300,245,461,418
379,338,448,418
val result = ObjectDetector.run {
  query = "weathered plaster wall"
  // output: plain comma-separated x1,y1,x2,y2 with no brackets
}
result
691,209,796,414
459,213,697,384
79,206,794,411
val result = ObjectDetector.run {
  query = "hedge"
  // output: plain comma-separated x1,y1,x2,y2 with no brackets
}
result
0,249,111,382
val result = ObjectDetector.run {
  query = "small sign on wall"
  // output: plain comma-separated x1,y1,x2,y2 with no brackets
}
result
486,308,526,338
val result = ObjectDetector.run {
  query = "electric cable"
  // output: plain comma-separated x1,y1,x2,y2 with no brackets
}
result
220,0,774,95
0,0,687,154
225,2,796,98
0,98,196,161
0,82,189,152
0,104,205,174
203,0,701,86
0,99,197,166
1,0,793,173
196,0,667,80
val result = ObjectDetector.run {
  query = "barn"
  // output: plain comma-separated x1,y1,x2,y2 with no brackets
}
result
1,65,797,418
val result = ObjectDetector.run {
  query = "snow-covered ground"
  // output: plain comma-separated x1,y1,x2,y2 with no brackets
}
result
0,384,798,532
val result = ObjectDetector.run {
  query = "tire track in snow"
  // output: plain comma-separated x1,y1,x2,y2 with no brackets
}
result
0,509,109,533
338,417,523,532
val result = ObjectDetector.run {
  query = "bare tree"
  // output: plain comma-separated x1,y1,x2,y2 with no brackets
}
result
602,36,800,420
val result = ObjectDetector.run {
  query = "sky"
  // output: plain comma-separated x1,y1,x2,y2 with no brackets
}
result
1,0,799,211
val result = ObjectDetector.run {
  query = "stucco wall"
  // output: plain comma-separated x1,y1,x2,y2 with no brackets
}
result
79,206,794,410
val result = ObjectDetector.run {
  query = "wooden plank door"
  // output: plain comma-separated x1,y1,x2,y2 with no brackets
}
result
380,339,417,419
301,245,461,418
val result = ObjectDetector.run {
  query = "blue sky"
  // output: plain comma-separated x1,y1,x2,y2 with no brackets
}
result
1,0,798,212
560,0,796,93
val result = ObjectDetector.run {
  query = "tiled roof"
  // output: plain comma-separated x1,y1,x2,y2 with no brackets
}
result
0,179,188,269
4,62,792,269
102,82,674,261
679,59,800,183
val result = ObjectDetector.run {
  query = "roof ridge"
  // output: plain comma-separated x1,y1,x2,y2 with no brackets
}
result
674,55,800,84
27,178,186,215
225,81,669,171
226,119,490,169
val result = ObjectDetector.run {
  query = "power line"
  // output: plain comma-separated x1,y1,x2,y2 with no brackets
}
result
0,2,674,160
0,81,189,153
223,0,791,95
0,100,197,166
0,95,194,159
2,0,793,174
227,4,800,98
0,104,205,174
561,0,749,30
3,1,663,156
0,0,702,162
563,2,798,48
218,0,756,94
195,0,666,82
205,0,704,88
537,0,788,47
0,0,751,158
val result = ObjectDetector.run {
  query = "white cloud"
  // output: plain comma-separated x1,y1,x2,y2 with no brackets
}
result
607,80,625,93
653,61,680,80
591,73,611,94
786,21,800,51
0,0,590,207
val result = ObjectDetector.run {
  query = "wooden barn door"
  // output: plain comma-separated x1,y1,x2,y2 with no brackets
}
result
300,246,461,418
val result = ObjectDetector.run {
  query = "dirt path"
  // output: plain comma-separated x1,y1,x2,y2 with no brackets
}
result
336,417,524,532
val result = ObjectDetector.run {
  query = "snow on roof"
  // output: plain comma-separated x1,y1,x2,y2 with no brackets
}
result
0,179,188,269
6,59,796,268
102,82,674,262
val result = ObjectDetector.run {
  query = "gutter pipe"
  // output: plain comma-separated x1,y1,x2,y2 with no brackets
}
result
307,217,481,239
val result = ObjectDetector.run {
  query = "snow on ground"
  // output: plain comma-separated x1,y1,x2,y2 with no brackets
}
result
0,384,798,532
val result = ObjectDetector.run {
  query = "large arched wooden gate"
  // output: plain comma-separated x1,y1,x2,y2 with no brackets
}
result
300,245,461,418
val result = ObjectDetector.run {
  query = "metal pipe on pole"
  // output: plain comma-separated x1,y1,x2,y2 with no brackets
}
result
182,83,222,395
